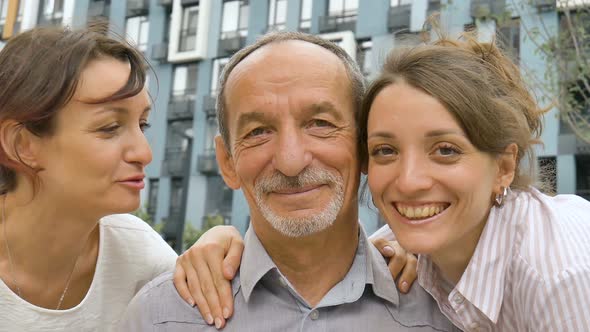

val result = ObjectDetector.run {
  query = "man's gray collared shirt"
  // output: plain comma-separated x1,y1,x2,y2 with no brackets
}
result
118,226,458,332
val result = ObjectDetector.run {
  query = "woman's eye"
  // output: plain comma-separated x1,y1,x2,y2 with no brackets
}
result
140,122,152,132
435,144,461,156
371,145,396,157
100,125,120,134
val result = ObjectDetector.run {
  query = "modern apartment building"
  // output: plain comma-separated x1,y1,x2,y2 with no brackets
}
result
1,0,588,251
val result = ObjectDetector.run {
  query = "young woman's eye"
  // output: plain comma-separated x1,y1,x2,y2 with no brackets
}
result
370,145,396,157
435,144,461,156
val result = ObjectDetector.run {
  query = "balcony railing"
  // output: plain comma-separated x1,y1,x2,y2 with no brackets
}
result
532,0,555,12
470,0,506,19
127,0,149,17
197,153,219,175
218,30,247,56
318,14,357,33
388,4,411,32
164,147,188,176
158,0,172,6
168,94,195,120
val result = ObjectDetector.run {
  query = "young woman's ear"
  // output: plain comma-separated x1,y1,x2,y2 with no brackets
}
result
493,143,518,195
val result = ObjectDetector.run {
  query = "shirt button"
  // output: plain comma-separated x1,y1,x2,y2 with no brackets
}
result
310,310,319,320
453,294,464,304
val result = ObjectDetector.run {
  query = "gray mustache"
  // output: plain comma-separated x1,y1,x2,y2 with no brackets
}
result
255,168,340,193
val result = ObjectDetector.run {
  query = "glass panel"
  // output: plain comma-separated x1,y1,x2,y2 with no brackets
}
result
239,1,249,32
268,0,275,25
180,6,199,51
275,0,286,25
0,0,8,22
138,17,149,51
221,1,239,33
172,66,188,95
125,16,141,46
211,57,230,93
301,0,312,20
328,0,344,15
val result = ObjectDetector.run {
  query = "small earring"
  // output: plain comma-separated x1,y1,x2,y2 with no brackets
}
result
494,187,508,207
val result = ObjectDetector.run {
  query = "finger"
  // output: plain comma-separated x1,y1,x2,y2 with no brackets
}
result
371,237,396,257
206,247,235,320
222,237,244,280
173,258,195,307
194,245,226,327
388,242,408,279
181,256,214,325
397,253,418,294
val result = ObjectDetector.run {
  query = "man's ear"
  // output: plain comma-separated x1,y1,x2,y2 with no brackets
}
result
0,120,42,170
494,143,518,194
215,136,240,190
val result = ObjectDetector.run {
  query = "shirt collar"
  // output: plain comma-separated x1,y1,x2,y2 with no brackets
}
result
418,189,523,323
238,224,399,306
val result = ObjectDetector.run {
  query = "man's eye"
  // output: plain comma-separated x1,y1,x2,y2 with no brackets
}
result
246,127,270,138
309,119,334,128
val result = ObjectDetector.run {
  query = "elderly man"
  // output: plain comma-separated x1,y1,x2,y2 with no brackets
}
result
117,32,457,332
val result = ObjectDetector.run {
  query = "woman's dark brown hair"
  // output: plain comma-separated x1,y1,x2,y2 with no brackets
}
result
359,33,546,191
0,21,147,193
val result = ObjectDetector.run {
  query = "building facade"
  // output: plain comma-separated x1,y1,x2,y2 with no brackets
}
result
1,0,588,251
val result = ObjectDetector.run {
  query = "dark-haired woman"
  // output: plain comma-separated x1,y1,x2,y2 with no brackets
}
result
0,25,197,331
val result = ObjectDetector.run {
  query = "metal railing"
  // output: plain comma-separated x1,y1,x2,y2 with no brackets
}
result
168,94,196,120
318,13,357,33
388,4,411,32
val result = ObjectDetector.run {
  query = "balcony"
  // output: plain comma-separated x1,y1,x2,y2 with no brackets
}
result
168,95,195,120
127,0,149,17
88,0,109,17
218,31,247,57
158,0,172,6
164,147,188,176
197,153,218,175
388,4,412,32
151,42,168,62
318,14,357,34
470,0,506,19
202,95,217,118
532,0,555,12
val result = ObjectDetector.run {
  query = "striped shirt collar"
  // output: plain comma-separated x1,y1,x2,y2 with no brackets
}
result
418,189,523,324
239,223,400,306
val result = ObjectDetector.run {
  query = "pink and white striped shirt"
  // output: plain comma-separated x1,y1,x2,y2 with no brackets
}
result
373,188,590,331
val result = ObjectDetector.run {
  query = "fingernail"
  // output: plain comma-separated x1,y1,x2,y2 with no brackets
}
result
187,298,195,307
383,246,394,256
223,307,230,319
215,317,223,329
205,314,214,325
401,281,409,292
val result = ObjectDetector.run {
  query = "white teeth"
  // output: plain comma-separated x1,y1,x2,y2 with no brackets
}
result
395,204,447,220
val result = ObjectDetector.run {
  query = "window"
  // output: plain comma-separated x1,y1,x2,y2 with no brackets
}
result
211,57,229,93
390,0,412,6
204,113,218,154
268,0,287,31
125,15,150,52
169,177,184,219
576,155,590,201
299,0,312,31
498,18,520,64
43,0,64,18
221,0,249,39
327,0,358,17
172,63,199,97
179,5,199,52
357,39,372,77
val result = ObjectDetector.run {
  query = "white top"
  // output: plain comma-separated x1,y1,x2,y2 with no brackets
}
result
372,188,590,331
0,214,178,332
